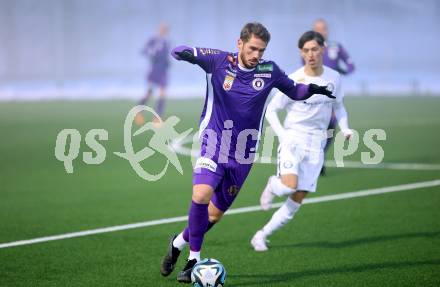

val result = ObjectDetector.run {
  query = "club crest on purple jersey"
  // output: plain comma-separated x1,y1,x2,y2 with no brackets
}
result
223,74,235,91
252,78,265,91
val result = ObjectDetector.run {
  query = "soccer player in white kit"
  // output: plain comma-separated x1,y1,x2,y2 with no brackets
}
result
251,30,353,251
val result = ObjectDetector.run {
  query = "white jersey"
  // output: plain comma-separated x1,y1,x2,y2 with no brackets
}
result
266,66,350,151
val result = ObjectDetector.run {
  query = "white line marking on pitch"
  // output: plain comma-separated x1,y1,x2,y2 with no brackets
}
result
1,179,439,249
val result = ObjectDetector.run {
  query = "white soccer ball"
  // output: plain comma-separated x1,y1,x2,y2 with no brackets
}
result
191,258,227,287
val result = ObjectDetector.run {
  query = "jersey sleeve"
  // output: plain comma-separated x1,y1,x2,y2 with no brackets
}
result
333,74,344,103
332,75,350,132
193,47,226,73
338,43,355,75
265,91,290,138
171,45,224,73
273,63,310,101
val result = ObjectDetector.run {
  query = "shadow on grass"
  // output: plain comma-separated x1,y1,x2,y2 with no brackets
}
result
229,259,440,286
271,230,440,249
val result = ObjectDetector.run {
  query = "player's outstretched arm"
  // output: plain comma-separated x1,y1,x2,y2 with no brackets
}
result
171,46,220,73
171,45,197,64
308,83,335,99
265,92,289,140
334,101,353,139
275,65,335,100
278,81,335,101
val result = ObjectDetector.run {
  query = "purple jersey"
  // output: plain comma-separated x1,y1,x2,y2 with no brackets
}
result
180,47,312,163
301,41,355,75
142,36,170,86
323,41,355,75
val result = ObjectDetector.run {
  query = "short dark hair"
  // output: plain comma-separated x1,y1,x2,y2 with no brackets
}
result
298,31,325,49
240,22,271,44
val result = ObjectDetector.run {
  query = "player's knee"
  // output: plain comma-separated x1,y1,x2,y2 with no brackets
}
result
192,185,213,204
281,177,297,190
208,213,222,223
290,191,308,204
192,192,210,204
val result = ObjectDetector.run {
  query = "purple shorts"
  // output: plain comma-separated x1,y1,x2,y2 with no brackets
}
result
193,158,253,212
147,65,168,88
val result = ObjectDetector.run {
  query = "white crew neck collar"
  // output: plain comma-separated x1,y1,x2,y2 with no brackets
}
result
238,63,255,72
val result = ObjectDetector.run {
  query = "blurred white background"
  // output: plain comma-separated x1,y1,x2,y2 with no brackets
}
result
1,0,439,100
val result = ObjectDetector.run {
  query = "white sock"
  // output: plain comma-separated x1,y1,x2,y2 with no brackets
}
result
261,197,301,237
172,232,188,251
270,176,295,196
189,250,200,262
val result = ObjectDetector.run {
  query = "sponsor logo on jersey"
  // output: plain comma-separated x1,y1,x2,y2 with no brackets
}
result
257,63,273,72
254,73,272,78
252,78,265,91
303,99,334,105
226,70,236,77
199,48,220,56
194,157,218,172
223,74,235,91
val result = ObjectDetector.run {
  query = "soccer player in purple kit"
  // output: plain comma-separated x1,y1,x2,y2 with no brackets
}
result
312,18,355,175
136,23,170,125
313,19,355,76
159,22,335,284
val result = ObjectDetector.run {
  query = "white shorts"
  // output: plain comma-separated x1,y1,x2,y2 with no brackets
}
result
276,141,324,192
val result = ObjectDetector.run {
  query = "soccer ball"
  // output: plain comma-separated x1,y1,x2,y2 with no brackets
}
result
191,258,227,287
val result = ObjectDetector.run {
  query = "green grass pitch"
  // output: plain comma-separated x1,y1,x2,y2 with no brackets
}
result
0,96,439,286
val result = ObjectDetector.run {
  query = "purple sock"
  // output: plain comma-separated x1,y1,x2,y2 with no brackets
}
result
188,201,209,252
183,221,215,242
183,227,189,242
156,97,165,117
